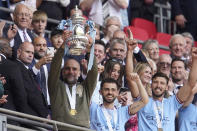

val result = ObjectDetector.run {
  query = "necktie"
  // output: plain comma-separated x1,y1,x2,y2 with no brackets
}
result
39,66,47,101
102,0,109,21
23,30,28,42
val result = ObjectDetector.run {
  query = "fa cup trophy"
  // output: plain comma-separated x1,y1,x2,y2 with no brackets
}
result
57,6,95,55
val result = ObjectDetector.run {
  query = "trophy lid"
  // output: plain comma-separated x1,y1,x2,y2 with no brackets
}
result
71,6,85,24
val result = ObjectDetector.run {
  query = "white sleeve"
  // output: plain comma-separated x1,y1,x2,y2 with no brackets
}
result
9,39,14,47
59,0,70,7
32,66,40,75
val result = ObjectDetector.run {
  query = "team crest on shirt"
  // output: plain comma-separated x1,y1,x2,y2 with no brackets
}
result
76,84,83,97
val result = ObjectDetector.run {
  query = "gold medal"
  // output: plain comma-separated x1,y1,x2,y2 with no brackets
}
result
158,128,163,131
70,109,77,115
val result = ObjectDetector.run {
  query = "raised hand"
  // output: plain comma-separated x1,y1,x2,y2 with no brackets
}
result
62,30,72,42
97,64,104,73
36,54,53,69
129,73,140,81
125,28,138,51
7,24,18,40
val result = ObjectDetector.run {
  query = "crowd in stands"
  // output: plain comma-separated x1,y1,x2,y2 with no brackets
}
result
0,0,197,131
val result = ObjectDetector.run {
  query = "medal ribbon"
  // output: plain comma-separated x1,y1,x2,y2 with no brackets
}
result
153,100,164,129
65,84,77,110
102,105,118,131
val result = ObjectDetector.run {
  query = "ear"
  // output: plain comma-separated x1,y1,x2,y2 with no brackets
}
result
17,49,21,58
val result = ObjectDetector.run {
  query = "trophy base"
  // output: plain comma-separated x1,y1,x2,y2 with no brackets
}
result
69,48,85,55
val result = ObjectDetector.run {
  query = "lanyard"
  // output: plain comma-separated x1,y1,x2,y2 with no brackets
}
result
102,105,118,131
65,84,77,110
153,100,164,128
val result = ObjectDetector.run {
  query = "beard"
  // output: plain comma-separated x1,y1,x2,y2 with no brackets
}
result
63,74,78,85
34,52,42,59
152,88,165,98
172,77,182,83
103,95,116,104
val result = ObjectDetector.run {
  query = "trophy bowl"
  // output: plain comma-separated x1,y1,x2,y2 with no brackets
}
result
57,6,94,55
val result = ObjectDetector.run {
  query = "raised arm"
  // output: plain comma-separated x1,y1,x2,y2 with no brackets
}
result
128,73,149,115
182,81,197,107
126,38,139,98
177,47,197,103
82,56,98,100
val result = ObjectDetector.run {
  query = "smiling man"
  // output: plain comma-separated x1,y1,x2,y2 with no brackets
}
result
138,47,197,131
169,34,186,60
171,58,187,94
48,39,98,130
4,4,34,59
90,73,149,131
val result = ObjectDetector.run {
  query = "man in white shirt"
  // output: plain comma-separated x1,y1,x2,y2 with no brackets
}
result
80,0,128,26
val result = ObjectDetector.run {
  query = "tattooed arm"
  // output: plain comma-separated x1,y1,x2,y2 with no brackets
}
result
128,73,149,115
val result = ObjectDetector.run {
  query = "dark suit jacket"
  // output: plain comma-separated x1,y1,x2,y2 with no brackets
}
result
14,60,48,118
0,58,28,112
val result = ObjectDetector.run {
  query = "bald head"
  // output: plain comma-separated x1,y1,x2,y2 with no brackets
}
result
17,42,34,65
33,37,47,58
62,59,81,85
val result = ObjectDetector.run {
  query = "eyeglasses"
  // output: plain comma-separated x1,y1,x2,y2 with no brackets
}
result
159,62,171,67
17,13,30,18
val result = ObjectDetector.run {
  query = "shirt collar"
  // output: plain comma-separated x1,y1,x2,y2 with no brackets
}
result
17,59,29,69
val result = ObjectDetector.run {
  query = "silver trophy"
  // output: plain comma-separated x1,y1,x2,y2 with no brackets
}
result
57,6,95,55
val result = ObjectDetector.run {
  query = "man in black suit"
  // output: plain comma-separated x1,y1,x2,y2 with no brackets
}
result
0,38,28,113
15,41,48,118
3,4,34,59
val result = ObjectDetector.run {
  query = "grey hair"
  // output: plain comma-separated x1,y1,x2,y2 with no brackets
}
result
169,34,186,48
181,32,194,46
109,38,127,52
142,39,159,49
104,16,121,28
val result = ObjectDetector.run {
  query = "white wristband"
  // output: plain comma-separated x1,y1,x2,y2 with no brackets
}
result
133,46,140,54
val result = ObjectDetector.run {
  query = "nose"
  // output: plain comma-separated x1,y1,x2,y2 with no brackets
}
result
94,50,99,56
117,50,121,56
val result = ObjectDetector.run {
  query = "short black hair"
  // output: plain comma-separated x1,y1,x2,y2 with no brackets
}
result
152,72,169,84
171,58,187,69
119,88,130,94
51,28,63,37
95,40,106,53
101,78,120,90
